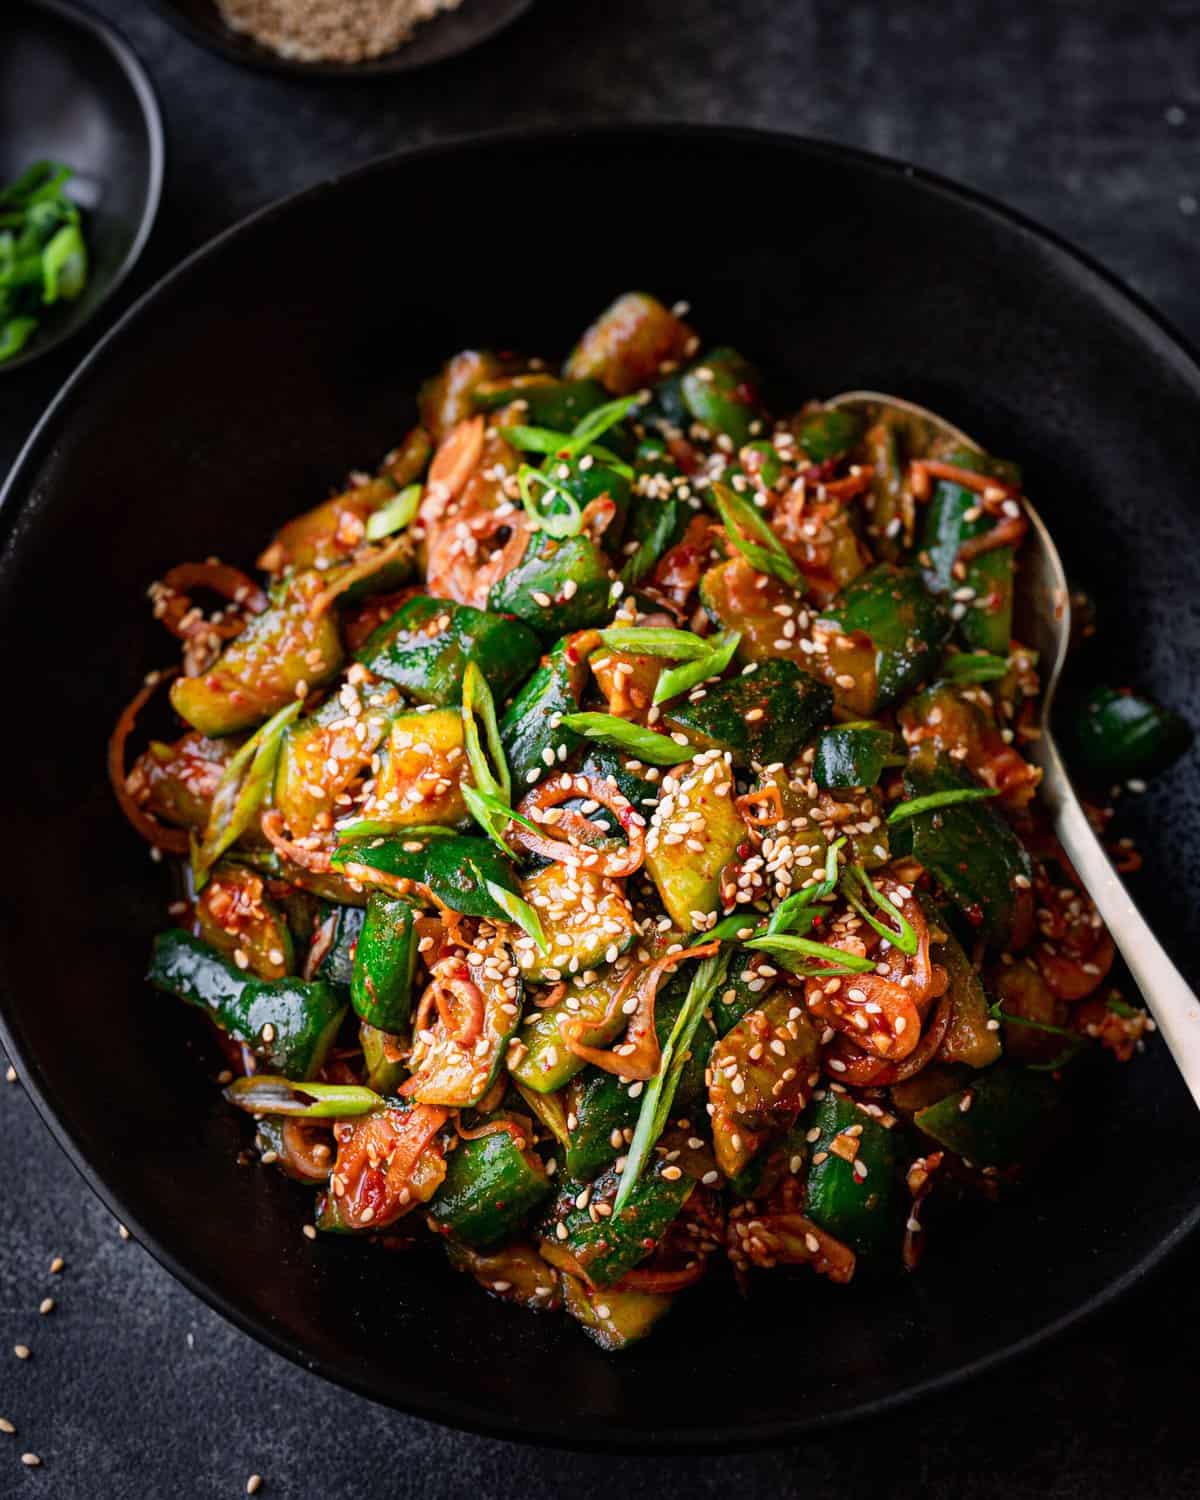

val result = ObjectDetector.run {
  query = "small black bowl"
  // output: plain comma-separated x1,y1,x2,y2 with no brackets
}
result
1,127,1199,1450
152,0,533,76
0,0,163,375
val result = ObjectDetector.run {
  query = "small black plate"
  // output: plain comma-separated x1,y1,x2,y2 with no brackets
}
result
152,0,533,76
1,127,1199,1450
0,0,164,375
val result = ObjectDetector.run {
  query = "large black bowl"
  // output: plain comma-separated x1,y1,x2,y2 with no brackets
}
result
2,127,1199,1450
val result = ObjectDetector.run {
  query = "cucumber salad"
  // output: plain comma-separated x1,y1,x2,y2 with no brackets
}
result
111,293,1188,1350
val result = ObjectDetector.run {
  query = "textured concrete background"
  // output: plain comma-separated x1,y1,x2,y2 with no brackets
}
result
2,0,1199,1493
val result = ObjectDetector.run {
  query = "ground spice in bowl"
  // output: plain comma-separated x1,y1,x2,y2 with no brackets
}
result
214,0,464,62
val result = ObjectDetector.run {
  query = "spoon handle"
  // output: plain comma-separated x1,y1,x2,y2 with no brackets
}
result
1041,732,1200,1107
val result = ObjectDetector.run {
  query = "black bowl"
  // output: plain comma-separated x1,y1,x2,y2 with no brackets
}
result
0,0,164,375
2,127,1199,1450
153,0,532,76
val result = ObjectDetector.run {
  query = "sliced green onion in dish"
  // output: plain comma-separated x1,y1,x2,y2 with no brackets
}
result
460,662,538,852
840,864,918,955
598,626,714,659
765,836,845,934
484,878,548,953
334,820,456,843
942,651,1011,684
712,481,804,591
652,632,741,705
365,483,422,542
518,464,584,538
614,948,729,1214
887,786,999,823
224,1076,382,1118
557,712,695,765
743,932,875,974
191,700,301,889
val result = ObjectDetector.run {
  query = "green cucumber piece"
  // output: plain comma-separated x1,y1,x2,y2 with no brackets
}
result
804,1089,901,1256
429,1126,550,1248
148,930,345,1080
680,346,762,444
794,407,863,463
812,726,895,789
565,292,694,395
488,533,612,641
360,1022,408,1095
472,375,608,427
500,632,596,790
920,447,1014,654
330,833,519,924
645,754,744,931
662,658,832,768
819,564,951,710
544,1159,692,1287
312,904,365,988
356,595,540,706
561,1273,674,1351
891,755,1034,949
563,972,713,1179
515,863,636,985
350,892,420,1032
914,1063,1060,1166
170,573,343,737
1065,683,1193,782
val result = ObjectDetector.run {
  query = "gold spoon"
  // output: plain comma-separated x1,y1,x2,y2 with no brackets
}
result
827,390,1200,1106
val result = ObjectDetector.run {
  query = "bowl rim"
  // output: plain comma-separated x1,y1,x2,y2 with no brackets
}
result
147,0,534,78
1,0,166,376
2,122,1200,1450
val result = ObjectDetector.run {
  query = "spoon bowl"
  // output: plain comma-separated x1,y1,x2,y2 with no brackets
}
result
828,390,1200,1106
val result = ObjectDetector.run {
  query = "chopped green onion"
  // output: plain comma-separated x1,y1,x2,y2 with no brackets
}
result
500,425,627,471
614,948,730,1214
743,932,875,973
765,837,845,934
568,393,643,450
518,464,583,539
887,786,999,824
224,1076,382,1118
598,626,713,660
192,700,302,889
462,783,540,854
840,864,918,955
653,632,741,705
41,222,87,302
701,914,761,944
365,483,421,542
461,661,510,800
942,652,1011,684
712,482,805,591
484,878,548,953
334,820,455,843
558,712,695,765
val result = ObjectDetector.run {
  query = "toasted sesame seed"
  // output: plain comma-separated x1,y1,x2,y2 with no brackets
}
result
21,1453,40,1468
5,1066,15,1084
247,1477,263,1496
0,1418,14,1434
38,1299,53,1316
302,1225,317,1241
14,1345,30,1360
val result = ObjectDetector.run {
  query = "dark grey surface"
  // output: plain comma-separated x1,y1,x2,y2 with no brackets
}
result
1,0,1199,1492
